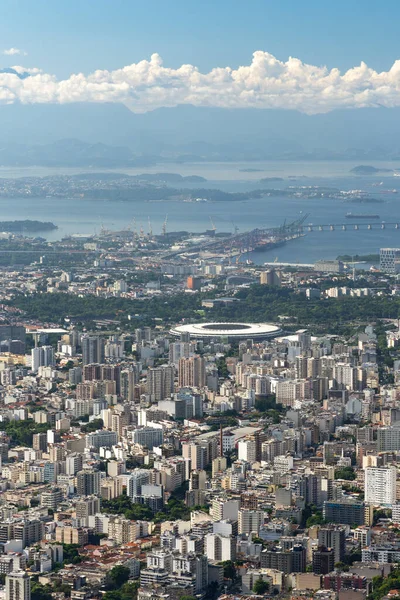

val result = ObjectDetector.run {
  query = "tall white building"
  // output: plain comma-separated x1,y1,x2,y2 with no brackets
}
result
6,572,31,600
238,439,256,463
127,470,151,501
238,509,264,535
364,466,397,505
31,346,55,373
211,498,240,522
65,453,83,476
205,532,236,562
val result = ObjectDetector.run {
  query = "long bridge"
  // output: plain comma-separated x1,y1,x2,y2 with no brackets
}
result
160,214,400,258
297,221,400,232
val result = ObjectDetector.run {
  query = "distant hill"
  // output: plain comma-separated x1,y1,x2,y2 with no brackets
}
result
1,103,400,163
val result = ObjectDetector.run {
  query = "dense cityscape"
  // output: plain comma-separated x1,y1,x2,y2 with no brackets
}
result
4,2,400,600
0,218,399,600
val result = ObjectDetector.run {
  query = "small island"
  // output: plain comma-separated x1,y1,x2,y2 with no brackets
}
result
337,253,379,263
134,173,207,183
350,165,392,174
0,220,58,232
259,177,284,183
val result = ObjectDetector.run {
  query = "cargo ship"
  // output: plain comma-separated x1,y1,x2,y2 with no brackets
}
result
345,212,380,219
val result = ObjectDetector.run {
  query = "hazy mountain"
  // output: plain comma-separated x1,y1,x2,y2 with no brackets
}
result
1,103,400,163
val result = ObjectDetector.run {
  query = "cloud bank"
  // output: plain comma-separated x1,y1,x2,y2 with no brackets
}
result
3,48,27,56
1,51,400,114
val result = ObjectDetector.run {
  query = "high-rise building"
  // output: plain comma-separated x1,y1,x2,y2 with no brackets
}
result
260,547,293,574
189,469,207,491
364,466,397,505
323,499,368,526
85,430,118,450
76,469,101,496
380,248,400,274
238,439,257,463
211,498,240,522
69,366,82,385
377,427,400,451
81,336,105,366
31,346,55,373
205,533,236,562
101,364,121,394
66,453,83,476
6,572,31,600
120,367,137,402
178,355,206,389
83,363,101,381
127,470,151,502
318,526,346,564
32,433,47,452
186,276,202,290
147,365,174,401
182,441,207,471
132,427,163,449
333,364,357,390
41,487,63,510
0,325,26,347
238,509,264,535
312,546,335,575
260,268,281,286
169,341,192,364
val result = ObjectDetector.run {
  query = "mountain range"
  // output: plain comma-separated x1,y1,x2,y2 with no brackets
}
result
1,103,400,165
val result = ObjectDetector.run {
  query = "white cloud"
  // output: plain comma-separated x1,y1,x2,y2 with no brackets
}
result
3,48,27,56
1,51,400,114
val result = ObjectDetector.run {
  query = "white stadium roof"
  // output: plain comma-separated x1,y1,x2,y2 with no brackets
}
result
170,321,282,339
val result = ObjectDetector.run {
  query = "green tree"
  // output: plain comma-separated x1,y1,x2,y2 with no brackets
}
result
106,565,130,590
335,466,356,481
220,560,236,580
253,578,269,594
31,582,53,600
62,544,82,565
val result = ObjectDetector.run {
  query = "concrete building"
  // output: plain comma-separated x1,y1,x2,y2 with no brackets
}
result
86,430,118,450
205,533,236,562
318,526,346,564
147,365,174,401
238,439,257,463
377,427,400,451
178,355,206,389
380,248,400,274
6,572,31,600
76,470,101,496
81,335,105,366
238,509,264,535
364,466,397,505
132,427,163,449
312,546,335,575
31,346,55,373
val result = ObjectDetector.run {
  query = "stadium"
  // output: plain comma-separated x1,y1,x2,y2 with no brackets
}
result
170,322,282,340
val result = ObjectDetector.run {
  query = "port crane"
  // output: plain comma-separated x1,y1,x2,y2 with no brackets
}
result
231,221,239,235
209,216,217,232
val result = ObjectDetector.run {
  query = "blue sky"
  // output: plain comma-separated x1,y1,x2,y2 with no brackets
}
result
1,0,400,76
